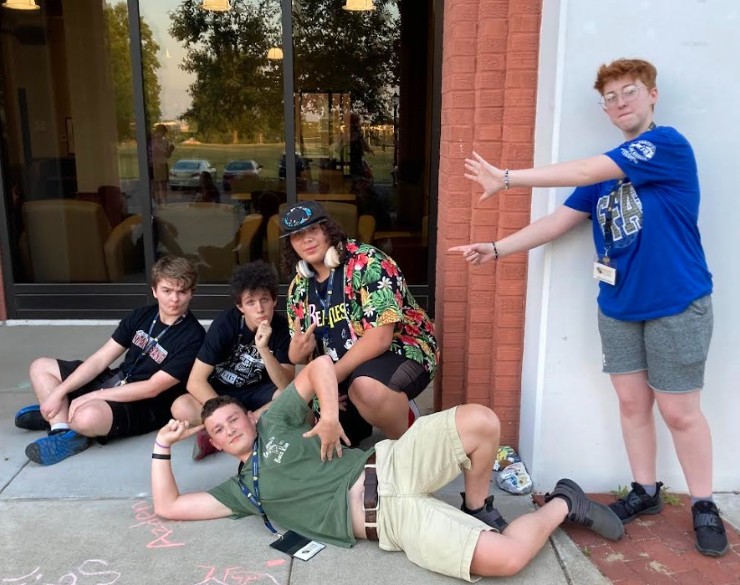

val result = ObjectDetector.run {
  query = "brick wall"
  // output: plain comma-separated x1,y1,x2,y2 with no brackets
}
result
435,0,541,447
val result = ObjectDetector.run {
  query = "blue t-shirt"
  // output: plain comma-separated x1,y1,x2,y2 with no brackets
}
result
564,125,712,321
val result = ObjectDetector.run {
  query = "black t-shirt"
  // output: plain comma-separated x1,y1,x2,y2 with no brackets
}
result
111,304,205,398
306,268,353,362
197,307,291,394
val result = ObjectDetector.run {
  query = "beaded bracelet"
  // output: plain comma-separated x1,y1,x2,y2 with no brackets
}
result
490,241,499,260
503,169,510,190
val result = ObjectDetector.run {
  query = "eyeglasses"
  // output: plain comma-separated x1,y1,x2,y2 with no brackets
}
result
599,84,644,110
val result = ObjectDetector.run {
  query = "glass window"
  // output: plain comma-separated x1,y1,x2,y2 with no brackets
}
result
0,0,145,283
141,0,285,283
290,0,432,284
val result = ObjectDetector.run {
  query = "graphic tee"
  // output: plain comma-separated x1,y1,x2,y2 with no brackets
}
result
208,386,373,548
197,308,291,394
111,304,205,400
306,268,353,362
564,125,712,321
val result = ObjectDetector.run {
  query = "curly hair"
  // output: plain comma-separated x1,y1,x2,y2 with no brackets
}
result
150,255,197,292
228,260,278,303
280,218,349,276
594,58,657,94
201,395,249,424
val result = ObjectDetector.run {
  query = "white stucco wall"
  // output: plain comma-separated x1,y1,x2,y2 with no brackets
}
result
519,0,739,492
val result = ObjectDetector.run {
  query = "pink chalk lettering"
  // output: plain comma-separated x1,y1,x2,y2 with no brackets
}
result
193,565,281,585
130,501,185,549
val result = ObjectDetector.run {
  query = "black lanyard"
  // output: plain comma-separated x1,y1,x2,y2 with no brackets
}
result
124,313,183,381
602,121,656,261
311,269,335,339
237,438,279,535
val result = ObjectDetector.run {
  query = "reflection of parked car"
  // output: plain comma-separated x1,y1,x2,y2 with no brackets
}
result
222,159,262,191
169,159,217,190
278,153,309,180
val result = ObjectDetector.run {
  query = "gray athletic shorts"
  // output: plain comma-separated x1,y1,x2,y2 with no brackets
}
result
597,295,713,393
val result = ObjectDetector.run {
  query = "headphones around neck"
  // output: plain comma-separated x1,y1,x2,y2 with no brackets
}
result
296,246,341,278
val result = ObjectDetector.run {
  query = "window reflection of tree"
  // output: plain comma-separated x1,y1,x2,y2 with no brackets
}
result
168,0,399,144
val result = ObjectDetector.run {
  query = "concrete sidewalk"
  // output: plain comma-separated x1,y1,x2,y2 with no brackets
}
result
0,324,733,585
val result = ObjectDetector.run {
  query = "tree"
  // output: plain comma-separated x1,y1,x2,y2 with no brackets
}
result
292,0,399,124
168,0,399,143
105,2,162,141
169,0,283,143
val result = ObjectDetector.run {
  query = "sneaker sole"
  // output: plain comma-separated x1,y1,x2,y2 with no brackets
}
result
559,479,625,542
585,500,626,541
695,542,729,557
15,405,50,431
25,432,91,465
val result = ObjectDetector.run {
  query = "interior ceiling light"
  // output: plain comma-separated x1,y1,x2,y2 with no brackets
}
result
342,0,375,11
2,0,41,10
201,0,231,12
266,47,284,60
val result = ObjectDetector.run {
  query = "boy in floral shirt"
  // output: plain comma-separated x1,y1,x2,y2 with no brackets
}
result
280,202,437,444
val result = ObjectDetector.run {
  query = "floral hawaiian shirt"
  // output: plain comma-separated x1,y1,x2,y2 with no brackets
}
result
286,239,438,378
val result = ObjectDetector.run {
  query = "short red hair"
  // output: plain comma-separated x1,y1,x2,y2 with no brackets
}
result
594,59,657,94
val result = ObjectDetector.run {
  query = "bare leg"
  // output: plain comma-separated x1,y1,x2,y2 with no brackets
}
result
348,377,410,439
611,371,657,485
29,357,71,426
69,401,114,437
454,404,501,509
469,498,568,577
655,390,713,498
171,394,203,426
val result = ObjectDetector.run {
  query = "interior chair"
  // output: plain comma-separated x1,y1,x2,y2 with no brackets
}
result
97,184,125,227
318,168,347,193
237,213,263,264
155,202,241,281
22,199,111,282
104,214,143,282
155,202,263,282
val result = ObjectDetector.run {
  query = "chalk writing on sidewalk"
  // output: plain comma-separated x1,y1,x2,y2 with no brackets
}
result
193,565,281,585
2,559,121,585
130,500,186,549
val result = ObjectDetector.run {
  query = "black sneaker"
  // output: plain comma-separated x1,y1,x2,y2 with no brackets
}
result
460,492,509,533
693,500,729,557
14,404,50,431
544,478,624,541
608,482,663,524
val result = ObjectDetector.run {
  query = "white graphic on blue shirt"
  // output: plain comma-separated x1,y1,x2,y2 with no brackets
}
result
213,342,264,387
620,139,656,164
596,181,643,251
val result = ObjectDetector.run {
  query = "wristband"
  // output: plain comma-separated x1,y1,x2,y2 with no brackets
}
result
154,440,171,449
503,169,510,190
152,453,171,460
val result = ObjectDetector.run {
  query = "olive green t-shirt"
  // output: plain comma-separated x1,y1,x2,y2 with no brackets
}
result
208,384,373,548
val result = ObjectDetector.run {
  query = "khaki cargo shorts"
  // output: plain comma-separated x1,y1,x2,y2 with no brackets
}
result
373,407,489,582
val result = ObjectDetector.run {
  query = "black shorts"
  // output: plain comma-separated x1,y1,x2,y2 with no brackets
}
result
218,379,277,412
340,351,430,399
58,359,180,439
336,352,431,445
